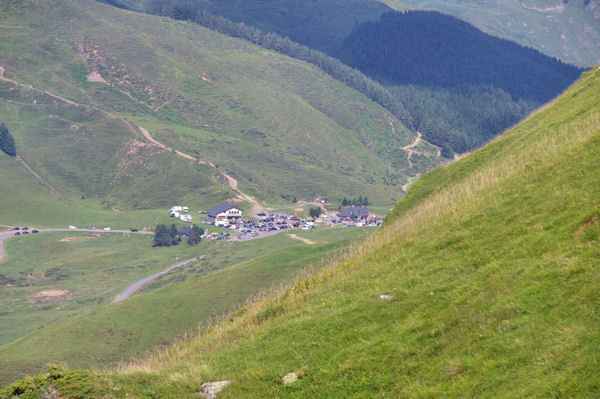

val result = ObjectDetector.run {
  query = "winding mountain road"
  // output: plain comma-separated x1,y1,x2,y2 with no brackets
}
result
0,228,205,303
113,256,204,302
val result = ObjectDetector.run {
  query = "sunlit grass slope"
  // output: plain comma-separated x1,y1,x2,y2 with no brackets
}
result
77,67,600,397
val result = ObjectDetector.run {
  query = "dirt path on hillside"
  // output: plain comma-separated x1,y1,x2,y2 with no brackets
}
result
16,156,61,198
135,124,265,214
221,173,265,215
288,233,316,245
401,131,422,151
398,131,423,172
1,65,78,106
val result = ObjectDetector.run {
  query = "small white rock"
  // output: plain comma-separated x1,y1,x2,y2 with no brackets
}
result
378,294,394,300
199,380,231,398
282,372,298,385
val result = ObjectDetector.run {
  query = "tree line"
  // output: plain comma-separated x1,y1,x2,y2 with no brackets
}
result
342,196,370,207
0,123,16,157
153,224,204,247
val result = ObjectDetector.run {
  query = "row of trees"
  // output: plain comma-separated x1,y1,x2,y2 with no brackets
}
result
146,4,412,127
0,123,16,157
153,224,204,247
341,196,370,207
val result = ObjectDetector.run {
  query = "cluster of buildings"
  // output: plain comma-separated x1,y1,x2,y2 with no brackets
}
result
168,201,380,230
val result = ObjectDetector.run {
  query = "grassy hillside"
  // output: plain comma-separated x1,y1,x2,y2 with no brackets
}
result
125,2,583,155
382,0,600,67
6,65,597,397
0,0,437,217
0,227,373,387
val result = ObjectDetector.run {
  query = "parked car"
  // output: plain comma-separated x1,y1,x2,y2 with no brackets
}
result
88,226,95,230
103,227,111,231
68,225,77,229
14,232,20,236
32,230,39,233
22,227,28,230
130,228,138,232
7,227,18,231
22,231,29,235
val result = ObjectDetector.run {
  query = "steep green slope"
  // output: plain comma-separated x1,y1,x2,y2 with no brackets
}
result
382,0,600,67
0,0,436,218
7,65,596,397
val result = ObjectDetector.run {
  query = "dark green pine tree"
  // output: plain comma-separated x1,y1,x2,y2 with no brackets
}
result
0,123,16,157
153,224,169,247
187,225,204,246
169,224,180,246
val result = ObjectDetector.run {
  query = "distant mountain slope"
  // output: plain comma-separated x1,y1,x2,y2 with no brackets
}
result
0,0,439,216
335,10,584,152
122,1,584,155
382,0,600,67
5,65,598,398
129,0,600,68
128,0,390,54
337,11,583,102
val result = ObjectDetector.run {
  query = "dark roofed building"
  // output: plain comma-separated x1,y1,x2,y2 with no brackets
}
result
179,226,192,237
207,204,243,222
338,206,369,219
